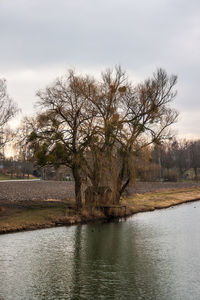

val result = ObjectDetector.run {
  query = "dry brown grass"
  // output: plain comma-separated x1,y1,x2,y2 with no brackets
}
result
122,187,200,213
0,202,107,234
81,207,105,220
0,206,66,232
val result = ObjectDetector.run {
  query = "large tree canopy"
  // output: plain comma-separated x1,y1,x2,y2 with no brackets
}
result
28,67,178,209
0,78,19,154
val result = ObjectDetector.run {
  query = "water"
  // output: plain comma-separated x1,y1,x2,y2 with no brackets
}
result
1,202,200,300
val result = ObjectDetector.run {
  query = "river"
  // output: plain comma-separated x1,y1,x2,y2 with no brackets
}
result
1,202,200,300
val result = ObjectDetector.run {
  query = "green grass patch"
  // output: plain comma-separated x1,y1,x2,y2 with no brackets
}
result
0,174,39,180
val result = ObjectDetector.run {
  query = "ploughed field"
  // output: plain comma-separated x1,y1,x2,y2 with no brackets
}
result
0,180,75,203
127,181,200,194
1,180,200,203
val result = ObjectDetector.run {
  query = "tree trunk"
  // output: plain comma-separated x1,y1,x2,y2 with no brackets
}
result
194,166,198,180
112,176,122,204
112,154,130,204
112,189,121,204
120,178,130,196
72,165,82,211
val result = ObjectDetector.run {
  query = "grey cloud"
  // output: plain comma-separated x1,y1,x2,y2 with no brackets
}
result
1,0,200,137
1,0,198,68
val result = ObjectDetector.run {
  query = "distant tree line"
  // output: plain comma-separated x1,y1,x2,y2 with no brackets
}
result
0,158,34,179
131,139,200,182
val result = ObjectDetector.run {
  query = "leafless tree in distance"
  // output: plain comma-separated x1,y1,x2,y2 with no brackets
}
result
0,78,19,155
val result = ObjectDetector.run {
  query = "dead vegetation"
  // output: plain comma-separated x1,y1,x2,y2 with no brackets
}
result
123,187,200,214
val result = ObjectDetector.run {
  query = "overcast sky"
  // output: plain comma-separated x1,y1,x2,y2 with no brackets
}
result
1,0,200,138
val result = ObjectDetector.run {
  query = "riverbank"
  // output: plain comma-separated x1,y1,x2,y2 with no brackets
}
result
1,186,200,234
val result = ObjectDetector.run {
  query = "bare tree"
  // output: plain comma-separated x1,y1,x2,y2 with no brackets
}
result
82,67,178,203
188,140,200,179
27,67,178,208
170,139,190,177
27,71,97,209
14,116,36,161
0,78,19,154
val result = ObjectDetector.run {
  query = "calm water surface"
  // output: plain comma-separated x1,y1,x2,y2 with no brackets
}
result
1,202,200,300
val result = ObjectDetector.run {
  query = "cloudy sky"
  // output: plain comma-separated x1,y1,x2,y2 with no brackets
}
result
1,0,200,138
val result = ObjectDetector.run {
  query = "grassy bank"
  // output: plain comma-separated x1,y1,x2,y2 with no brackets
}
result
122,187,200,214
1,187,200,234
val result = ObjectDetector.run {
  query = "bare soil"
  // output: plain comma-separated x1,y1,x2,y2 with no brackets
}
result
0,180,75,202
127,181,200,194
